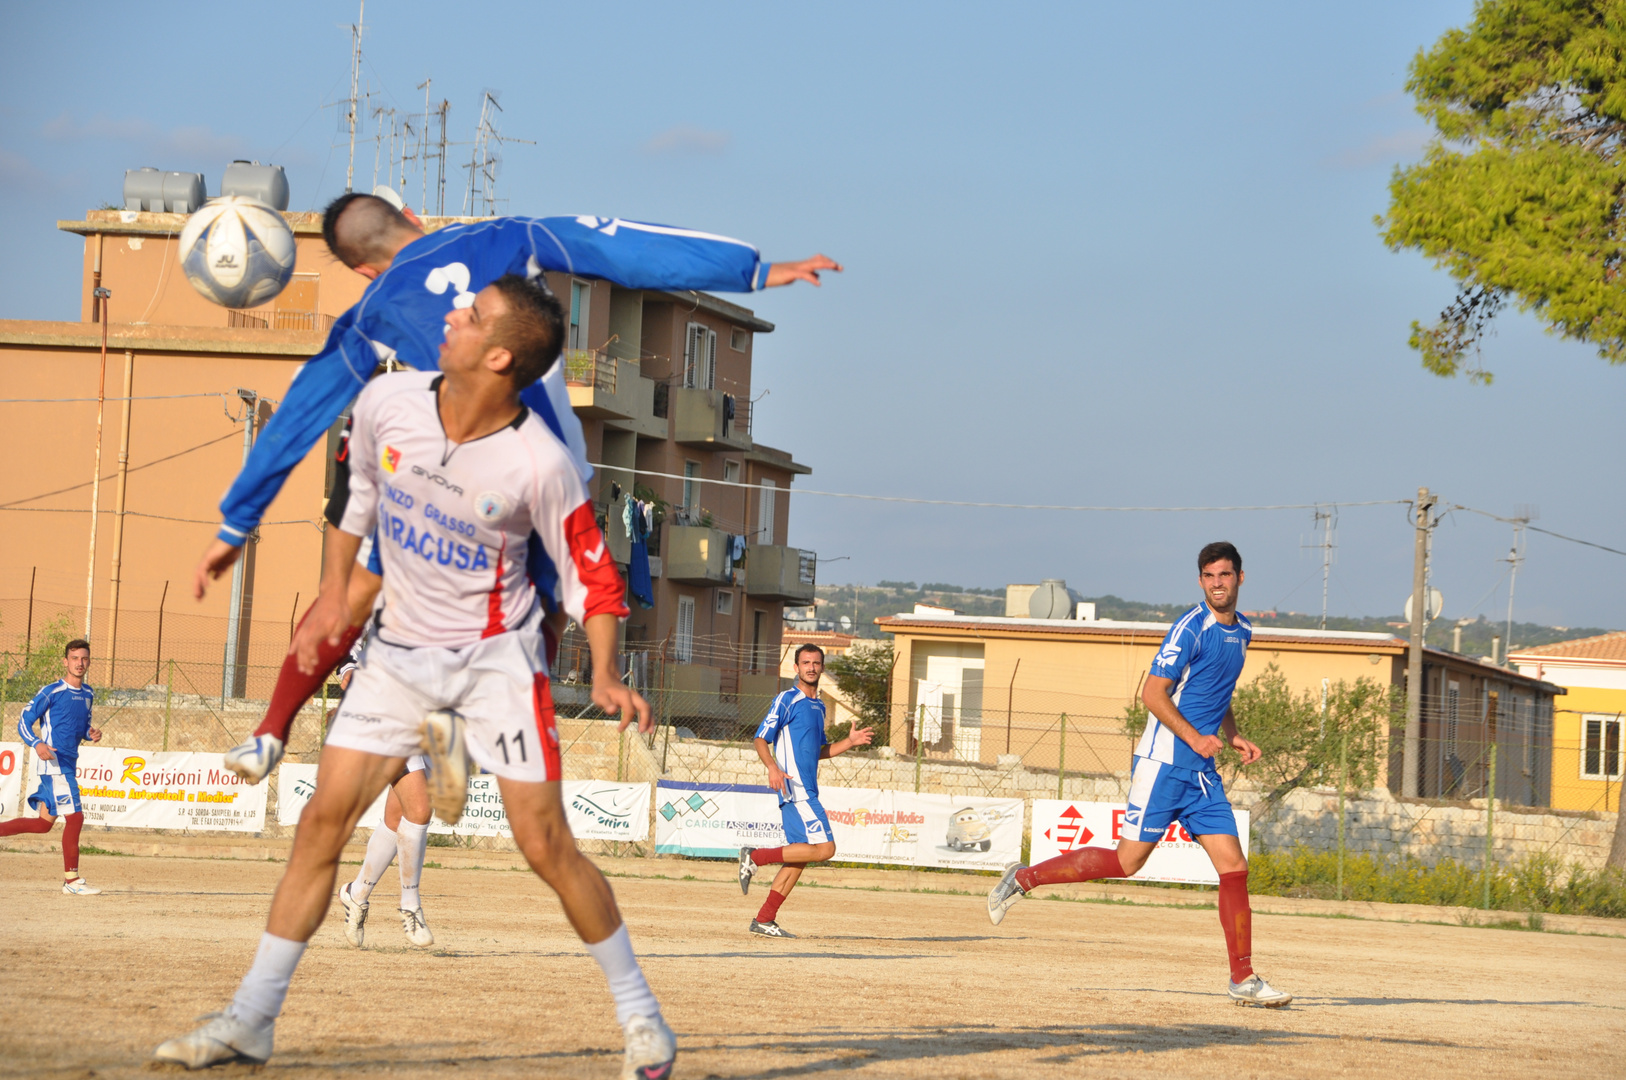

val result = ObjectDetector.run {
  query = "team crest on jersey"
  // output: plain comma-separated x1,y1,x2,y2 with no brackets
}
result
382,446,401,473
474,491,508,522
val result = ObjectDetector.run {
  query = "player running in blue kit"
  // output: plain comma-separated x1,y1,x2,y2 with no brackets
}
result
737,644,873,937
986,543,1292,1007
194,193,841,786
0,638,104,894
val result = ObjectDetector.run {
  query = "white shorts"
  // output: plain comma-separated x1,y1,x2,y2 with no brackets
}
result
325,619,562,783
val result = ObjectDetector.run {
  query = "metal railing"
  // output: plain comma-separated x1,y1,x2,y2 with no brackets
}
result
564,348,617,393
226,310,336,332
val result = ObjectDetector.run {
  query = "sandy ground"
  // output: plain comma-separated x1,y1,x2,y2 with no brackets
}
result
1,846,1622,1079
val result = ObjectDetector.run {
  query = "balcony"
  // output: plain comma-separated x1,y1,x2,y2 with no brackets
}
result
745,545,816,603
564,349,639,421
672,387,750,450
664,525,732,585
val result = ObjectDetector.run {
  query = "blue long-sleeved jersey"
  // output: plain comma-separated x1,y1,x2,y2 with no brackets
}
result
217,215,772,544
19,679,95,775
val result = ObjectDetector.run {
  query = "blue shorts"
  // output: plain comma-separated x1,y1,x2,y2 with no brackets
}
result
1121,756,1237,843
780,797,831,845
28,771,82,816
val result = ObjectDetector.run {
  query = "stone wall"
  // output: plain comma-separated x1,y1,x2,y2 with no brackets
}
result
657,738,1620,871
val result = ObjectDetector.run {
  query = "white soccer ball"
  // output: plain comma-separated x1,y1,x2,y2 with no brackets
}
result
179,196,297,309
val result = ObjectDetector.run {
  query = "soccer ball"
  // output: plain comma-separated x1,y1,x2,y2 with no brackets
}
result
178,196,296,309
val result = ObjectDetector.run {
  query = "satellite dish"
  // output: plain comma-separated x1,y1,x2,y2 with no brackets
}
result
839,615,852,631
1404,589,1444,622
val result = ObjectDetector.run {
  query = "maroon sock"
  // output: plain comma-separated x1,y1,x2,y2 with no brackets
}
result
254,617,364,741
62,812,84,874
756,890,787,923
1218,869,1253,982
0,817,54,837
751,847,785,867
1015,846,1125,892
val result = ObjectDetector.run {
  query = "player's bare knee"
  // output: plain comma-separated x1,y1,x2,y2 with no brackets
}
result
811,841,836,862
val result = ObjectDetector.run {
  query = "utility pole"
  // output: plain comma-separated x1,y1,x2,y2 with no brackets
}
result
1307,505,1336,631
1403,486,1437,798
417,78,432,213
344,0,365,193
84,286,111,639
223,389,259,699
1502,505,1535,665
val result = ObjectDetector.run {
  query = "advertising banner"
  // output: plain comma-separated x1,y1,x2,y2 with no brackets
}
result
1030,799,1250,886
0,743,24,817
654,781,783,857
820,788,1024,871
70,747,268,832
277,765,649,842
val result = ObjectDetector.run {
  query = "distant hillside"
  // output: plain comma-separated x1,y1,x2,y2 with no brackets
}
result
813,582,1613,654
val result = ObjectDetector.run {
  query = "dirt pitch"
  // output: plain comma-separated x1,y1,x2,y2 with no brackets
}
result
2,847,1622,1080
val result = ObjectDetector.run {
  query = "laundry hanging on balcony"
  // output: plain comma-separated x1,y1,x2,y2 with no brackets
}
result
622,497,654,608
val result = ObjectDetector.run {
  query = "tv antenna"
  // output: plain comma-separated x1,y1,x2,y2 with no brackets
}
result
1301,505,1337,631
1501,504,1537,661
462,91,533,217
344,0,365,192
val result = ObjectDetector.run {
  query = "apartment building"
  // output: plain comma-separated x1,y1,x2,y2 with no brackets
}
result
0,204,813,703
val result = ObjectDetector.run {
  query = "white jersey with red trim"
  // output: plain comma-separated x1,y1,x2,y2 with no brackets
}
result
340,370,627,649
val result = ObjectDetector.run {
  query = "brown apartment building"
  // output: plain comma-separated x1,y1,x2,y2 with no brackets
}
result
0,205,812,711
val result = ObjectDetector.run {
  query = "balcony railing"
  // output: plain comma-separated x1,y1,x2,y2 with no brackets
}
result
227,310,336,332
745,545,816,602
672,387,751,448
564,348,617,393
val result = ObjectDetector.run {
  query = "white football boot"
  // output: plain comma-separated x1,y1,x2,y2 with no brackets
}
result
737,846,757,894
339,880,369,947
153,1009,273,1069
621,1013,676,1080
421,711,469,825
1228,973,1293,1007
986,862,1027,925
223,734,285,785
400,907,434,947
62,877,102,896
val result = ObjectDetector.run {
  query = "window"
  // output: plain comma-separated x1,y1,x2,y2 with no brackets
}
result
715,590,734,616
682,461,700,510
757,478,777,544
569,280,591,351
730,326,748,351
684,322,717,389
675,596,696,663
1583,714,1623,780
723,460,741,484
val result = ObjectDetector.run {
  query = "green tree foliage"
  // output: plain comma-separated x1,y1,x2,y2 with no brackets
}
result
1,614,76,708
824,641,895,743
1380,0,1626,381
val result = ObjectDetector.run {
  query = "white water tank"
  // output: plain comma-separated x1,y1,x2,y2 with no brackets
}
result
221,161,289,211
1028,578,1073,619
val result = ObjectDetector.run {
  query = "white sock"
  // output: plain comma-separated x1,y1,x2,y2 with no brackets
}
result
229,932,306,1028
584,924,661,1027
352,824,397,903
395,818,430,912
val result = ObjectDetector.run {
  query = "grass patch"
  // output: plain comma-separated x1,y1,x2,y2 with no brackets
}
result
79,845,132,857
1249,848,1626,919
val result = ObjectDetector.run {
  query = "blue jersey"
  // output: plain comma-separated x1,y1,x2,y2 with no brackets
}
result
1136,603,1252,770
755,688,828,805
216,215,773,545
19,680,95,776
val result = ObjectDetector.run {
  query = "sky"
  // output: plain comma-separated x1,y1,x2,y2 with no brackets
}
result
1,2,1621,630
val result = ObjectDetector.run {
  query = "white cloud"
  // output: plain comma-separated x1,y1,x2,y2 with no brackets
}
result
642,125,731,156
1325,128,1433,170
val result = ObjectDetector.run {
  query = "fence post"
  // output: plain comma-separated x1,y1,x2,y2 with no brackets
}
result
1057,713,1067,799
1336,729,1347,901
1483,742,1497,910
162,659,173,752
915,703,925,794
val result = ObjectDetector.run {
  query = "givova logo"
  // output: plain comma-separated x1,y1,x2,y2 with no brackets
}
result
1155,642,1182,667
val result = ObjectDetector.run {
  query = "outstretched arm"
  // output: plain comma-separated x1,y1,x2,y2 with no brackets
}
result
765,255,843,288
821,726,874,758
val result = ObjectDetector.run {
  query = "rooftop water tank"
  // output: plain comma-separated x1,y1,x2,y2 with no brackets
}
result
123,168,206,213
1028,578,1073,619
221,160,289,211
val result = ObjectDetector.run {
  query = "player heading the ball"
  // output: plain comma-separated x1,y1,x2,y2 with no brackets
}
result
156,275,677,1079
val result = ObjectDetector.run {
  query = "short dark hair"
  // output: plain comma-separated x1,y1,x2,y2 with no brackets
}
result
321,192,415,268
794,643,825,662
64,639,90,657
487,275,565,386
1198,541,1242,575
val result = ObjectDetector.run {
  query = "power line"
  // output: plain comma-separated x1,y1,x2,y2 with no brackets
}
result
0,506,317,529
0,431,240,509
1450,504,1626,558
0,392,243,404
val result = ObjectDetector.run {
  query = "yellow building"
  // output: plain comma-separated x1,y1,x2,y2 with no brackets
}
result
1511,632,1626,812
878,610,1565,804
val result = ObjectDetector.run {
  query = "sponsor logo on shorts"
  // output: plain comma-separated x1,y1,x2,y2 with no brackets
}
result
382,445,401,473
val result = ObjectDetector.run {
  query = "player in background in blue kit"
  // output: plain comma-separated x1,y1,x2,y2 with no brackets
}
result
195,192,841,785
0,638,104,894
986,543,1292,1007
737,644,873,937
